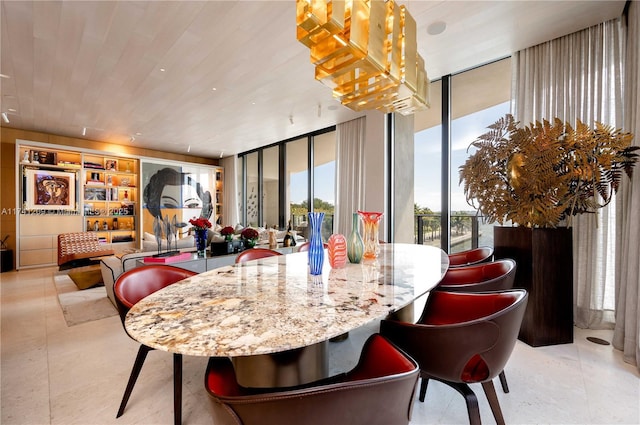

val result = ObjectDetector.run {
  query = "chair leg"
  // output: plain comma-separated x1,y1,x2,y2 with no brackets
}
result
482,380,506,425
498,370,509,393
117,344,153,418
444,381,481,425
173,353,182,425
419,375,430,402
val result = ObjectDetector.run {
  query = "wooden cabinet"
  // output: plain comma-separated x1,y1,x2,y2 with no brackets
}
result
82,154,138,246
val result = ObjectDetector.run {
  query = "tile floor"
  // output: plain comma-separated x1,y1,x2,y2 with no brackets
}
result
1,266,639,425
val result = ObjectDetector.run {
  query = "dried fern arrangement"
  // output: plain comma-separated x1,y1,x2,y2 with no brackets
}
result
460,114,638,228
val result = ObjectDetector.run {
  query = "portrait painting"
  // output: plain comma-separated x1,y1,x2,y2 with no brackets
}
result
25,169,76,210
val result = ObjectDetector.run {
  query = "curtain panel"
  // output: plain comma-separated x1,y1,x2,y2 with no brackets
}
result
614,0,640,371
511,18,625,330
334,116,366,235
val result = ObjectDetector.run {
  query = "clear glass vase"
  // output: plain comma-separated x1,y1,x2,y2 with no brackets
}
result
308,212,325,275
358,211,383,259
347,212,364,264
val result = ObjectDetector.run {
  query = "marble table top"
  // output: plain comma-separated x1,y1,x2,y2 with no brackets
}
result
125,243,448,357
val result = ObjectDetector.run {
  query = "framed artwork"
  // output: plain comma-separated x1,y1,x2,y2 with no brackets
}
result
85,187,107,201
25,169,76,210
105,159,118,171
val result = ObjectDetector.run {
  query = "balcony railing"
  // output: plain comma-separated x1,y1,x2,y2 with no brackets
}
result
415,213,493,253
290,212,492,253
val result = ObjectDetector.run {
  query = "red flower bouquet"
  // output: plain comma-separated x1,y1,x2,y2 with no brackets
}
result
240,227,259,240
189,217,212,230
220,225,235,241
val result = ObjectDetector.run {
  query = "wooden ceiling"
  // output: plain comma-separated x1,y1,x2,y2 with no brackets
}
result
0,1,626,159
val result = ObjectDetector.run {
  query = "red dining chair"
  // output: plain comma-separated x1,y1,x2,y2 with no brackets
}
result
235,247,283,263
380,289,528,425
448,246,494,268
437,259,516,293
436,258,517,393
114,265,197,422
204,333,419,425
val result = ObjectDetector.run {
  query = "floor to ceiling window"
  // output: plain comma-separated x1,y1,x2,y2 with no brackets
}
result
414,58,511,252
313,131,336,240
239,127,336,239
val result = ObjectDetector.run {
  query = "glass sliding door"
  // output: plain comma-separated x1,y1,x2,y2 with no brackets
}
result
414,80,443,247
245,152,259,227
262,145,280,229
313,131,336,240
286,137,309,239
450,58,511,253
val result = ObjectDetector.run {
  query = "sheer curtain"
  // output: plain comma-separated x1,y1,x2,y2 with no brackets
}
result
511,18,625,330
221,155,239,227
334,116,366,235
614,1,640,370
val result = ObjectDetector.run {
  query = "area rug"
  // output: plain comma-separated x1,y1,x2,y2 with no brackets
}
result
54,270,117,327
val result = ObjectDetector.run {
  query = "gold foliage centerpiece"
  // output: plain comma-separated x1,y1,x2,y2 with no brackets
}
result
460,114,638,228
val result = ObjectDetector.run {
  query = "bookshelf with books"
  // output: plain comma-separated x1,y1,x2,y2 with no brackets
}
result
82,154,138,245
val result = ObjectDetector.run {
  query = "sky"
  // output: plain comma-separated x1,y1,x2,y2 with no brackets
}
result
415,101,510,212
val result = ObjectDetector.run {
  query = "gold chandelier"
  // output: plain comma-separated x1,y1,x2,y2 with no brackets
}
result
296,0,430,115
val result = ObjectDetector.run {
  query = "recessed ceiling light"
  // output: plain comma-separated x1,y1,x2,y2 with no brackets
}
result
427,21,446,36
8,108,16,112
160,68,166,72
135,132,142,136
0,74,9,79
212,87,217,91
1,113,9,123
328,105,339,111
82,127,87,136
187,145,191,153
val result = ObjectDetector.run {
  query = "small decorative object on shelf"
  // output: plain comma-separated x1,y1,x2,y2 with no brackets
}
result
327,234,347,268
347,212,364,263
358,211,383,259
220,226,235,242
190,216,212,257
308,212,325,275
241,227,259,249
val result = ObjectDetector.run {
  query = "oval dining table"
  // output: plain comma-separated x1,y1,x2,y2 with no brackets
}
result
125,242,449,425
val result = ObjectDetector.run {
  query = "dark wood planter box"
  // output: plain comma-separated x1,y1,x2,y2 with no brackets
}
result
493,226,573,347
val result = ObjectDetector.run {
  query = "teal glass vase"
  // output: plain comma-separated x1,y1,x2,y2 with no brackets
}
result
347,212,364,264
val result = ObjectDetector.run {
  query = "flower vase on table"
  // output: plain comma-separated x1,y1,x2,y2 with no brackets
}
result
347,212,364,263
358,211,383,259
241,227,259,249
308,212,325,275
189,216,212,258
195,228,208,257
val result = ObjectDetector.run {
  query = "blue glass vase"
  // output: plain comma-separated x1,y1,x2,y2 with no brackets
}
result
308,212,325,275
195,228,208,257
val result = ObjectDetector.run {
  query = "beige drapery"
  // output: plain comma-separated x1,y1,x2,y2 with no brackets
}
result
221,155,239,227
511,18,625,330
334,116,366,235
614,0,640,371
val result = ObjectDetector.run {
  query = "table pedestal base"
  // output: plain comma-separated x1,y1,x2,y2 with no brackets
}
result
232,341,328,388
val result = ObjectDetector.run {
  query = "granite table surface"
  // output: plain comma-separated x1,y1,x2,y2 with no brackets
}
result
126,243,449,357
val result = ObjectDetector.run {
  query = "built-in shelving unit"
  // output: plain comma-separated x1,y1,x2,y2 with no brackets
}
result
215,169,224,224
82,154,138,245
16,143,140,268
